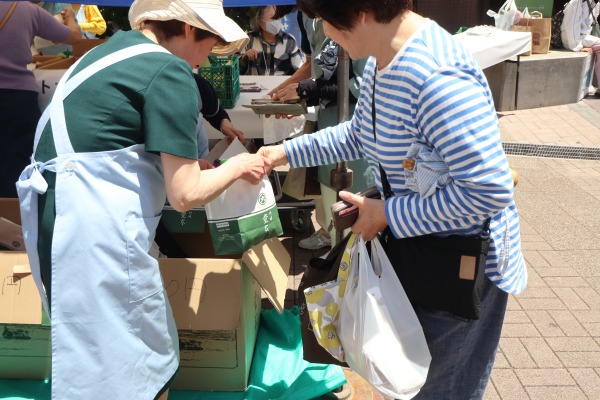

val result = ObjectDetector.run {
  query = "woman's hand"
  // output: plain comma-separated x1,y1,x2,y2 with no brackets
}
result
257,144,288,173
338,191,388,241
60,7,76,22
59,6,82,44
227,153,271,185
197,159,213,170
244,49,259,62
273,83,300,103
220,119,245,143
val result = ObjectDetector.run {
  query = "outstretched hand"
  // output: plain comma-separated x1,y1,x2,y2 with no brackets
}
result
257,144,288,173
228,152,271,185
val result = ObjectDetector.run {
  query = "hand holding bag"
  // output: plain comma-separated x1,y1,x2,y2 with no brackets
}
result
338,236,431,399
205,138,283,255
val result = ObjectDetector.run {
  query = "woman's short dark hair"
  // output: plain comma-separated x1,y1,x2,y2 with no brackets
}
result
297,0,412,31
142,20,227,46
273,5,296,20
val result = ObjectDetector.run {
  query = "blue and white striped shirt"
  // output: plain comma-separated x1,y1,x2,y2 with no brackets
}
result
283,20,527,294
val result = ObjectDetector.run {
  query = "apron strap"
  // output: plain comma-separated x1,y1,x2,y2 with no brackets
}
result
34,43,170,156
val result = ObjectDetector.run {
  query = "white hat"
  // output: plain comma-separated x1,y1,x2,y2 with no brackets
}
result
129,0,248,55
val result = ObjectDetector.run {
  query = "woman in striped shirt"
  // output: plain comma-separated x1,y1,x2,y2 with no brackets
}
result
258,1,527,398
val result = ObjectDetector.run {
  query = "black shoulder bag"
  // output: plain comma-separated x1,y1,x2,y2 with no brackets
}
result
551,2,568,49
372,78,490,320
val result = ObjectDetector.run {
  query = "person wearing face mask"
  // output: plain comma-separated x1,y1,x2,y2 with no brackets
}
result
239,5,304,76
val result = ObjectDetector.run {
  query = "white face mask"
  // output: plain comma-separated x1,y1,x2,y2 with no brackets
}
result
263,19,282,35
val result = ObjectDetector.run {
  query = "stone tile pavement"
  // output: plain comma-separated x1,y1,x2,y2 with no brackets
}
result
485,97,600,400
280,96,600,399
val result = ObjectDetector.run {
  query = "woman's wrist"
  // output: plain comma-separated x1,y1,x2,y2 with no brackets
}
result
220,119,231,133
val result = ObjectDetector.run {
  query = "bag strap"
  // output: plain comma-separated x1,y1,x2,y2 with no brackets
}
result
0,2,17,31
529,11,543,19
337,233,359,280
371,75,394,199
371,77,491,236
585,0,598,20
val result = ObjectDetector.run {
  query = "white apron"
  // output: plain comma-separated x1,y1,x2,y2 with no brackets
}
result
17,43,179,400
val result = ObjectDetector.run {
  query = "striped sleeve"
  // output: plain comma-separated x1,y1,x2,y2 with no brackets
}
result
283,117,364,168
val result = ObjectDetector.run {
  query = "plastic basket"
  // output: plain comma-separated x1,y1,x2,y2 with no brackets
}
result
198,56,240,109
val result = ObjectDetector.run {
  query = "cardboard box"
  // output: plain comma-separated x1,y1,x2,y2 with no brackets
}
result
32,55,64,68
34,39,107,111
160,229,290,391
0,199,51,380
35,39,108,70
0,199,291,391
36,56,77,70
72,39,107,57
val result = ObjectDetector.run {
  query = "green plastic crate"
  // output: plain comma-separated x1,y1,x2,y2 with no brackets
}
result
198,56,240,109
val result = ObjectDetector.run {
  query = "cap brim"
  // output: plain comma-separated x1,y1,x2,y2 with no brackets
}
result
129,0,248,56
192,9,248,55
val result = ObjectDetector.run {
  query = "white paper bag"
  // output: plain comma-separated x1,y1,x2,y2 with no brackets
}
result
205,138,283,255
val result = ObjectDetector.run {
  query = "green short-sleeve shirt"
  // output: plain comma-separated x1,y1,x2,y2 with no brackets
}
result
35,29,199,160
35,30,200,303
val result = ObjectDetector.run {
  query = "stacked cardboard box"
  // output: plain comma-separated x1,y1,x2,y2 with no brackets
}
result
0,198,290,391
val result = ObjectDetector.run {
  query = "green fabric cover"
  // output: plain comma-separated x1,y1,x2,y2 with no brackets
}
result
0,307,346,400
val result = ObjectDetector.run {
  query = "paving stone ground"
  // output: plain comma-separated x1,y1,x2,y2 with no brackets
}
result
281,96,600,399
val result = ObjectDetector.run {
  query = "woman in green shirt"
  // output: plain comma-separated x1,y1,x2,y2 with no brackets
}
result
17,0,269,399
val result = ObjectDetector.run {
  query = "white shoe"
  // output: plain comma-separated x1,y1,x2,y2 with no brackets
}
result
298,229,332,250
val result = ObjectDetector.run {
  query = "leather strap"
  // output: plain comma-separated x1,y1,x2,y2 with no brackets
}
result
0,2,17,31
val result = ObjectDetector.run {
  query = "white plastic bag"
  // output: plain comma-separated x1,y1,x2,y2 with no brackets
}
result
487,0,519,31
262,114,305,144
338,236,431,399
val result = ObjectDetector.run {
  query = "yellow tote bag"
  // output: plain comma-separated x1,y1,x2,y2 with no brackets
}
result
303,233,359,362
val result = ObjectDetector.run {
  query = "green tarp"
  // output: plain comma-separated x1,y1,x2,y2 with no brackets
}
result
0,307,346,400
